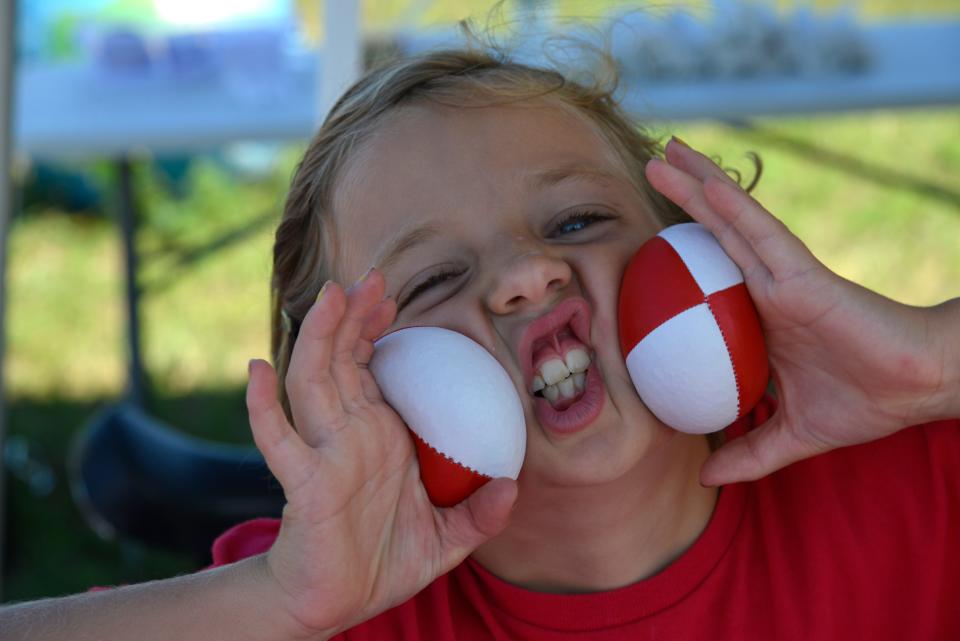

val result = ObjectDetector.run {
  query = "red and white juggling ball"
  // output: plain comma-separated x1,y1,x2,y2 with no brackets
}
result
618,223,769,434
370,327,526,507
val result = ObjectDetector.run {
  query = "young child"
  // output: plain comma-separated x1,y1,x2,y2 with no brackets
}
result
3,46,959,641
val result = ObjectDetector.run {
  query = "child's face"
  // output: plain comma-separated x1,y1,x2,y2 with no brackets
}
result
333,99,675,488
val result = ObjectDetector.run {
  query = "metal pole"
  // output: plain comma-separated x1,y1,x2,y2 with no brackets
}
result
0,0,19,602
318,0,361,123
117,157,145,406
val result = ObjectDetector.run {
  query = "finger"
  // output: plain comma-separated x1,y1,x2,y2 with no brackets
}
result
330,268,388,410
664,137,740,186
246,359,315,493
699,419,820,486
702,177,818,282
435,478,518,570
646,157,767,281
357,368,386,403
286,281,349,447
353,297,398,404
353,296,398,365
360,296,397,343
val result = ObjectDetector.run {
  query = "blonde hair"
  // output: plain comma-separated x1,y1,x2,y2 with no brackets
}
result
271,43,695,422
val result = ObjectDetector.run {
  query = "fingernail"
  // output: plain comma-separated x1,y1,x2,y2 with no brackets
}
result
352,266,375,288
671,135,689,148
316,280,331,304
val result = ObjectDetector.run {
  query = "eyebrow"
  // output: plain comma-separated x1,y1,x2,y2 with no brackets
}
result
376,163,620,270
527,163,620,189
377,223,442,272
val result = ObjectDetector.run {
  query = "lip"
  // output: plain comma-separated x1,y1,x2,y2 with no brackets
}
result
533,362,605,435
519,297,594,393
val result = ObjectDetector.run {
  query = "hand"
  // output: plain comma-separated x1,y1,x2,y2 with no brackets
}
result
645,138,958,486
245,269,517,638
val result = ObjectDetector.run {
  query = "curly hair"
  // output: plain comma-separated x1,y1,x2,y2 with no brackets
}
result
270,40,703,423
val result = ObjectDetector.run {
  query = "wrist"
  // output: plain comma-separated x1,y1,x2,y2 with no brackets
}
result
931,297,960,420
241,553,338,641
914,297,960,423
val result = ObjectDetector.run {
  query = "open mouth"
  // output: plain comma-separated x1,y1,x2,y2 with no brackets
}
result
518,297,605,433
529,324,593,411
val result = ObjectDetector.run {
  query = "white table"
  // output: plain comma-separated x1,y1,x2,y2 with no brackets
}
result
9,17,960,402
15,57,321,159
619,20,960,121
14,20,960,159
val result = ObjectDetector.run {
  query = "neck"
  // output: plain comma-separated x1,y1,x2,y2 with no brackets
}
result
471,432,716,593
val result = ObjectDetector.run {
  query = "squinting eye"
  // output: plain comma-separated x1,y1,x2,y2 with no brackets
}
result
398,268,465,311
552,210,614,236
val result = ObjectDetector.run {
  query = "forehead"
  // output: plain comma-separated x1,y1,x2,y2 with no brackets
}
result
332,99,627,276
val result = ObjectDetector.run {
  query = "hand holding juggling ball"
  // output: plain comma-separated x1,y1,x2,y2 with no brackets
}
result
619,223,769,433
370,327,526,507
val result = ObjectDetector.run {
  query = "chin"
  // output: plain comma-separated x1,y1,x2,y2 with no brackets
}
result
521,408,672,489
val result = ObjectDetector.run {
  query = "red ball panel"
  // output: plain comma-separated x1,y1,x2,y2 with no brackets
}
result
618,236,706,357
706,284,770,418
411,430,492,507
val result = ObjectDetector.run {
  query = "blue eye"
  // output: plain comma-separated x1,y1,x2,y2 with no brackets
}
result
398,268,465,311
553,210,614,236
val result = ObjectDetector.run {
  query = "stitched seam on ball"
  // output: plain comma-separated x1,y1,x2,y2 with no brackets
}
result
705,296,741,417
412,431,487,477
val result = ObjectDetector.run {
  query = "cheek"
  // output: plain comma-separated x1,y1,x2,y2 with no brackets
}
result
572,246,639,389
573,248,633,332
407,301,473,333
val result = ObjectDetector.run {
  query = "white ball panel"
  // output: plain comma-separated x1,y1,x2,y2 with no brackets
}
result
659,223,743,296
625,304,739,434
370,327,526,479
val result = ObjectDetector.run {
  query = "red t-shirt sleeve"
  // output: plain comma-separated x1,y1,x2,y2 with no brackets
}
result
208,517,282,567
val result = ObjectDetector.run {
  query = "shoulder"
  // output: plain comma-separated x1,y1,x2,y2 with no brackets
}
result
759,415,960,503
743,395,960,494
741,401,960,555
727,412,960,630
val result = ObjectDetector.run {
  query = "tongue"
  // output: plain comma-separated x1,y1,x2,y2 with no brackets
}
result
548,392,582,412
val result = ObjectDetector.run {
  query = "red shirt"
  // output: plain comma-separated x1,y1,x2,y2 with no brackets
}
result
212,400,960,639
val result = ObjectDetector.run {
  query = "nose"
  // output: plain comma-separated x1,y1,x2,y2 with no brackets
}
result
485,251,572,315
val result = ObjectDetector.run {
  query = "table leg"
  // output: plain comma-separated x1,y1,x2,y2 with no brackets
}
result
116,157,146,406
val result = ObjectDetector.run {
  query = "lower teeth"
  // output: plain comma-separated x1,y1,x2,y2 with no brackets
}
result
537,369,588,403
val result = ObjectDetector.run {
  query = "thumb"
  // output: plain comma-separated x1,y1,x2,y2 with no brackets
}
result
699,419,814,486
436,478,518,569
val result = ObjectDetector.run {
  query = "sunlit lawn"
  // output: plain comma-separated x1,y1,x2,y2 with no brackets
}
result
4,104,959,600
8,108,958,400
674,110,960,307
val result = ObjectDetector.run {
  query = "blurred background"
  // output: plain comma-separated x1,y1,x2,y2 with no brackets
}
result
1,0,958,601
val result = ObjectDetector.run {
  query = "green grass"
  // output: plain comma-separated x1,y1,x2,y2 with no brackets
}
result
668,109,960,306
7,150,302,401
305,1,960,43
4,107,959,601
4,155,299,600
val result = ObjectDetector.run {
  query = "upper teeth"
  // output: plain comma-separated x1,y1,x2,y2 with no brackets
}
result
531,348,591,393
539,359,570,386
